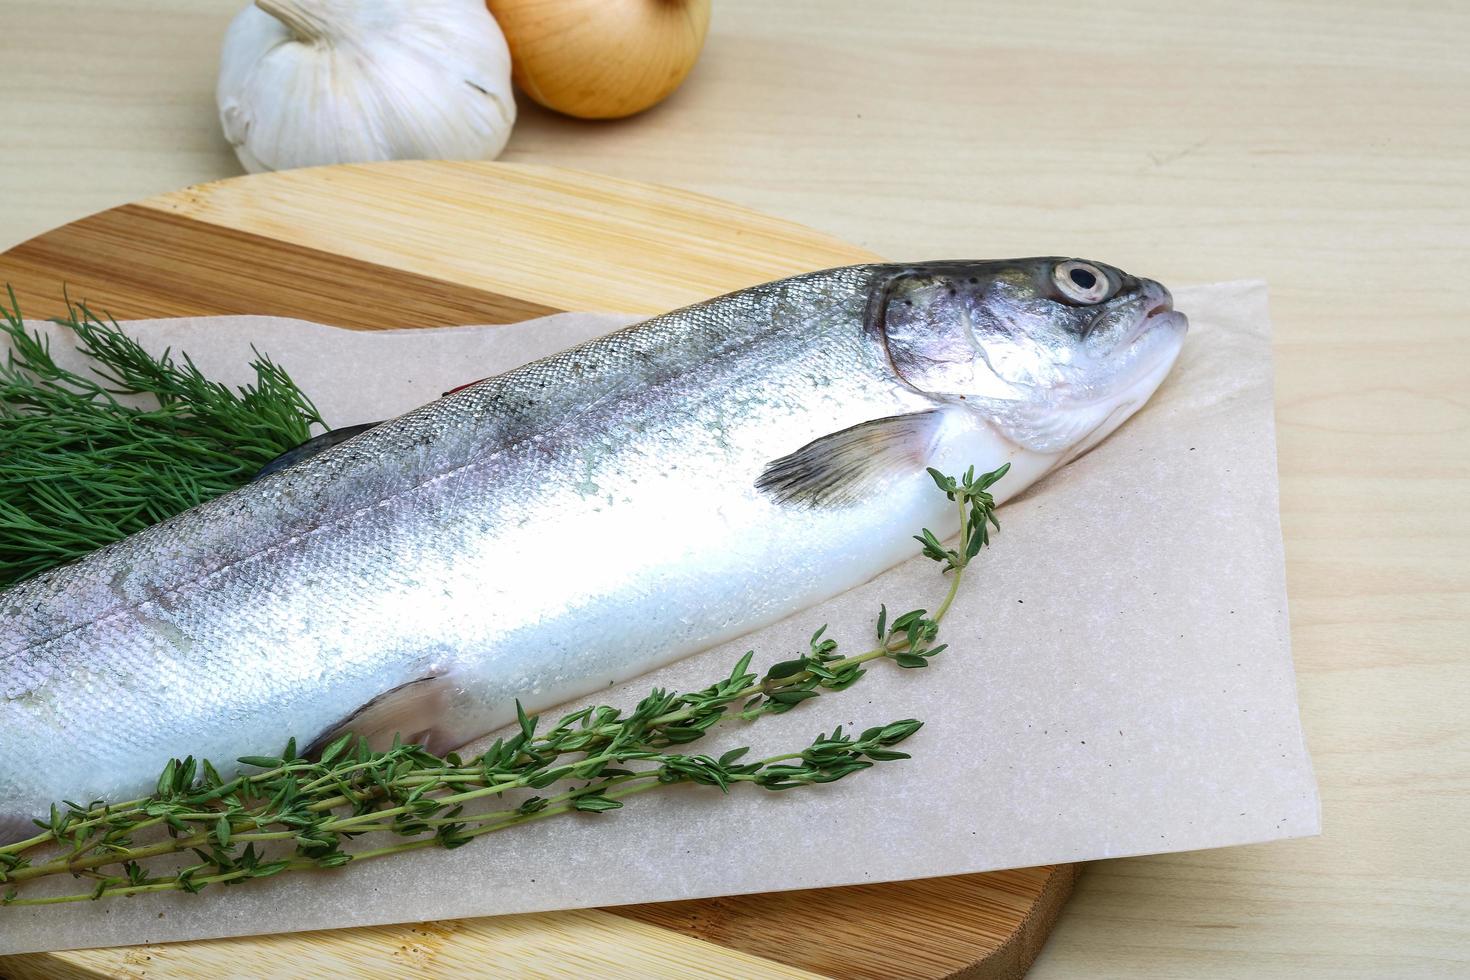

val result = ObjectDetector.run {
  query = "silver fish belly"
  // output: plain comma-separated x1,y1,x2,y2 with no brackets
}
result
0,258,1186,835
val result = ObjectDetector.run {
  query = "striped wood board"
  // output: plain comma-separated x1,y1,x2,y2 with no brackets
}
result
0,161,1075,980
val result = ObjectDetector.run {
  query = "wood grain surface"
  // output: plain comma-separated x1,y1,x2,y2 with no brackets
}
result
1,1,1467,976
0,163,876,326
4,909,823,980
0,162,1072,980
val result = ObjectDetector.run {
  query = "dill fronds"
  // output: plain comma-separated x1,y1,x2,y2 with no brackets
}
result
0,288,323,588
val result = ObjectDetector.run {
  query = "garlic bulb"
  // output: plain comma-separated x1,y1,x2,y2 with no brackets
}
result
487,0,710,120
217,0,516,174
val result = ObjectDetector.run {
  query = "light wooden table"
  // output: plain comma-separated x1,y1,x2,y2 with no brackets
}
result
2,1,1466,976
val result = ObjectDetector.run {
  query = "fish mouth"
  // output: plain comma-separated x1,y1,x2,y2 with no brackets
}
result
1055,306,1187,465
1143,306,1189,337
1130,290,1189,345
1073,299,1186,421
1118,305,1188,399
1120,296,1188,372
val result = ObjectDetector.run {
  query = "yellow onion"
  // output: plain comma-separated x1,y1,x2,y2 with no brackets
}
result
486,0,711,120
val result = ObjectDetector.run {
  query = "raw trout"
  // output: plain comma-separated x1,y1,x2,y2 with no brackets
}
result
0,258,1187,838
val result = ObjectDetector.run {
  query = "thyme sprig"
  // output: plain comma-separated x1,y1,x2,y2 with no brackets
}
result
0,289,323,587
0,719,923,907
0,650,931,907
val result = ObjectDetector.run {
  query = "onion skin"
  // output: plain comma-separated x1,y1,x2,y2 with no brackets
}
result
487,0,711,120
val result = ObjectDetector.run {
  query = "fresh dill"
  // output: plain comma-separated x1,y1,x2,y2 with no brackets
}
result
0,289,323,588
0,464,1007,908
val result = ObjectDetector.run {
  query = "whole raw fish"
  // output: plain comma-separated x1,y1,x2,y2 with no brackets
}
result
0,258,1187,839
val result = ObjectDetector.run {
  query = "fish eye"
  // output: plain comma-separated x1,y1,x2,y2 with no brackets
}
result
1053,261,1111,305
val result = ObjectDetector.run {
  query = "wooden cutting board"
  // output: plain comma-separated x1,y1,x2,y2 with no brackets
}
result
0,161,1075,980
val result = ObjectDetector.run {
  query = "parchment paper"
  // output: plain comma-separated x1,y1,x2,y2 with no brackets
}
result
1,282,1318,954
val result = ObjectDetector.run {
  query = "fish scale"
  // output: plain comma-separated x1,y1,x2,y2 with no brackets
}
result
0,259,1186,839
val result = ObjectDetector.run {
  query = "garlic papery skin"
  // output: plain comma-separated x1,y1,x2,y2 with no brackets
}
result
217,0,516,174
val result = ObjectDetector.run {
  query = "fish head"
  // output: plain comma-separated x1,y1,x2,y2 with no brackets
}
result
873,257,1188,457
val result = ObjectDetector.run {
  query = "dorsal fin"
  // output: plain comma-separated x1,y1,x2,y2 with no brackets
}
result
253,422,381,481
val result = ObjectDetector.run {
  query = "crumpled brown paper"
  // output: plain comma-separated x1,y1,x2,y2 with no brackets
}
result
0,281,1317,954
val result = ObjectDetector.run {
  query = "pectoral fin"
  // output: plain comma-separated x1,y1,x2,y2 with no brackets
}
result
755,409,944,507
307,674,461,757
